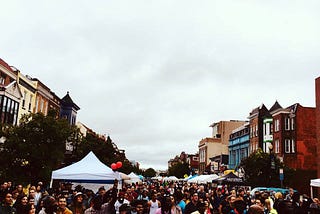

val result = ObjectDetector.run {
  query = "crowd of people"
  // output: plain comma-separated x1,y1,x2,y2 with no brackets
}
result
0,179,320,214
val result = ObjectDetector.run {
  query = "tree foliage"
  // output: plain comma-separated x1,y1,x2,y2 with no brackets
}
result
168,162,190,178
143,168,156,178
239,148,284,187
0,111,79,185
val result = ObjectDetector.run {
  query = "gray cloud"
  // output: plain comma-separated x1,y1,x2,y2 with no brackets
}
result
2,1,320,170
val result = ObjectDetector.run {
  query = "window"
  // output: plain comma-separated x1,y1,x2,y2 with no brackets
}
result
291,118,295,130
35,97,39,112
22,91,27,108
291,139,295,153
285,139,290,153
40,99,44,113
255,125,258,137
275,139,280,153
28,95,33,111
274,119,279,132
285,117,290,130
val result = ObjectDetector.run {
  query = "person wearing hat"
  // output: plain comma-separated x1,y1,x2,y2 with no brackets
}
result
69,192,86,214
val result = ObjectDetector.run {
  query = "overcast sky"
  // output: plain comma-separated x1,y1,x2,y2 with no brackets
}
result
2,1,320,170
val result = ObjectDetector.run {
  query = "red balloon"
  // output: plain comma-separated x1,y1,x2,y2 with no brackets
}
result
111,163,117,170
116,161,122,168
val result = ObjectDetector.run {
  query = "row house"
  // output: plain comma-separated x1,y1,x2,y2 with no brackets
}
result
0,58,80,127
32,78,53,115
198,120,246,174
270,102,317,171
228,122,250,170
246,100,317,173
16,70,37,124
60,92,80,126
0,59,21,125
248,104,270,153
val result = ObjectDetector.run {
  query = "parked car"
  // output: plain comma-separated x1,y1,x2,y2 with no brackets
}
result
250,187,297,197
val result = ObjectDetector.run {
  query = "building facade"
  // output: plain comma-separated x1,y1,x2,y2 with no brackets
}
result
248,104,270,153
272,103,317,171
32,78,53,116
16,72,37,124
60,92,80,126
228,122,250,170
0,59,21,125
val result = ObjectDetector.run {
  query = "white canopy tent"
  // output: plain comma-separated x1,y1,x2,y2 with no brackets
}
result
187,174,219,184
125,172,142,184
310,178,320,198
163,176,179,182
51,151,121,192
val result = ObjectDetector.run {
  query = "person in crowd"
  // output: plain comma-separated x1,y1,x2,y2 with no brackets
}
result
309,197,320,214
197,185,206,202
220,194,236,214
148,192,161,214
202,200,211,214
115,193,130,214
15,195,30,214
83,189,95,209
119,203,131,214
272,192,283,211
284,188,294,202
184,192,200,214
28,196,35,206
247,204,264,214
27,204,36,214
39,196,57,214
264,198,277,214
84,194,113,214
210,188,223,214
155,195,181,214
229,198,247,214
69,192,86,214
0,192,16,214
174,190,185,214
137,190,149,201
56,195,73,214
11,190,20,206
16,184,25,198
34,183,43,207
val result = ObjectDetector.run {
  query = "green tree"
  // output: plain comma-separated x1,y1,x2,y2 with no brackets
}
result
143,168,156,178
0,111,79,185
239,148,284,187
168,162,190,178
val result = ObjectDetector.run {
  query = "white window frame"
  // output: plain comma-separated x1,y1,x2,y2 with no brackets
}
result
275,139,280,153
275,119,279,132
291,118,295,130
285,117,290,130
291,139,295,153
285,139,291,153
